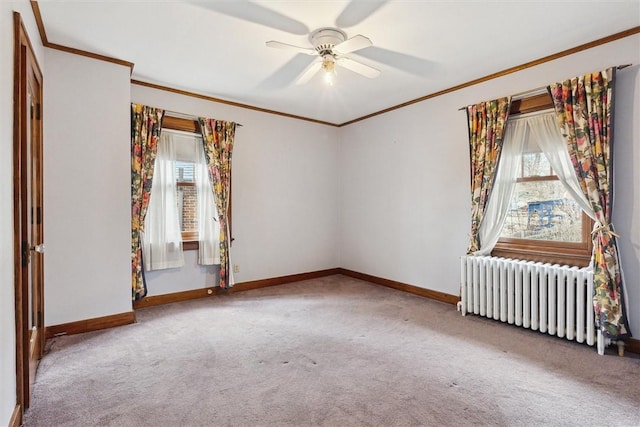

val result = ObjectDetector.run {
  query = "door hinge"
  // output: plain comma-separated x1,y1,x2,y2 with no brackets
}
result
35,103,41,120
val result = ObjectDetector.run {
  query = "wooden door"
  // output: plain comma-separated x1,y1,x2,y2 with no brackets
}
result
14,12,44,412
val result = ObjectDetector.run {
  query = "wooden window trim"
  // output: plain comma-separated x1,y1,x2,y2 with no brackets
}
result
491,93,593,267
492,213,593,267
163,115,201,134
519,175,555,183
509,93,553,115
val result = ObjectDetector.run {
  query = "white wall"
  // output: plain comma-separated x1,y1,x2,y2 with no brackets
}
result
145,251,218,296
613,62,640,337
44,49,132,325
132,85,341,295
339,35,640,336
0,2,45,424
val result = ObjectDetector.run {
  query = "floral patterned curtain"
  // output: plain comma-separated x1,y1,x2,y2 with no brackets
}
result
548,68,630,340
131,104,164,300
198,118,236,289
466,97,511,254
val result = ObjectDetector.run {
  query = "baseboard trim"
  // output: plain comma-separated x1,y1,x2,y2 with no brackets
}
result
624,337,640,355
45,311,136,339
134,288,215,309
134,268,342,309
338,268,460,306
9,405,21,427
232,268,341,292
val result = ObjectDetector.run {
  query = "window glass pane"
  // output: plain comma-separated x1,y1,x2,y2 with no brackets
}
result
171,132,201,162
175,161,195,183
501,180,583,242
176,161,197,237
521,152,552,177
177,184,198,235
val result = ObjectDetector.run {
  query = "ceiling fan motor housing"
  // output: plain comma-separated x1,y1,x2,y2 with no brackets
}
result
310,28,346,55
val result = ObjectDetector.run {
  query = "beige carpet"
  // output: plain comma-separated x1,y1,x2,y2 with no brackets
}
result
25,275,640,426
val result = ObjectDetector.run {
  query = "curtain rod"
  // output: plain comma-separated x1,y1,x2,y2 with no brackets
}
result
457,63,632,111
164,109,243,127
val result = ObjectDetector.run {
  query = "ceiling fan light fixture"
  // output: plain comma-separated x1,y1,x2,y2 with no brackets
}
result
323,69,335,86
322,54,336,86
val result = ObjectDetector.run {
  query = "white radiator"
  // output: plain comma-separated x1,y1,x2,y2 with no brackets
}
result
458,255,612,355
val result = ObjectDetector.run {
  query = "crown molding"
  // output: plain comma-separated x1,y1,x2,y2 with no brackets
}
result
30,1,134,73
131,79,339,127
339,26,640,126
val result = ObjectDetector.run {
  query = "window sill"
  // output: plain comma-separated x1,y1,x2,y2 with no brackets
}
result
492,241,591,268
183,241,199,251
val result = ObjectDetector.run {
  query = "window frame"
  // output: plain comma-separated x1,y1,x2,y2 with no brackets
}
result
161,115,232,251
490,94,593,267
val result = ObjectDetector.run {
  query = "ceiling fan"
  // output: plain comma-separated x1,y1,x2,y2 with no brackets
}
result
266,27,380,86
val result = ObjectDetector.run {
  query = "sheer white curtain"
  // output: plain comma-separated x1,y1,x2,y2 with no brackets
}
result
527,113,595,220
195,142,220,265
475,117,527,255
476,111,596,255
143,132,185,270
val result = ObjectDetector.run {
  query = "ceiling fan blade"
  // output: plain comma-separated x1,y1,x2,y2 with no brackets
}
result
266,41,317,56
335,1,388,28
333,35,372,55
296,61,322,85
189,1,309,35
354,47,433,76
257,55,317,90
337,58,380,79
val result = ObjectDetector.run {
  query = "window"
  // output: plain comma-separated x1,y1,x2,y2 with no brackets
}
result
159,116,220,251
175,155,198,243
491,95,593,267
142,114,227,271
501,142,584,242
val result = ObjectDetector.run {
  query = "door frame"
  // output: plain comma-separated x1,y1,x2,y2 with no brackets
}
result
13,11,44,418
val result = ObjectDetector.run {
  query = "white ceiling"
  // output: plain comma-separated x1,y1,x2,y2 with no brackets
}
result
37,1,640,125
